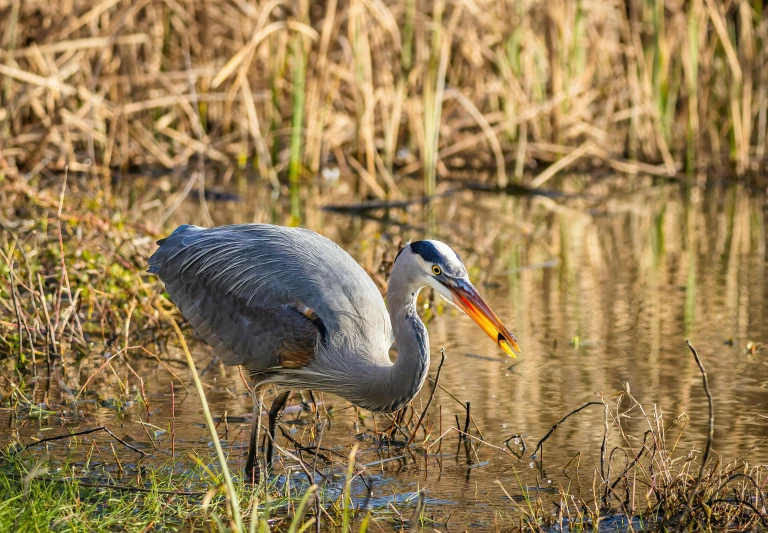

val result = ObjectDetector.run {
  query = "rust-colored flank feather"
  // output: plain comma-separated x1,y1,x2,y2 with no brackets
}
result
278,302,321,369
278,341,315,368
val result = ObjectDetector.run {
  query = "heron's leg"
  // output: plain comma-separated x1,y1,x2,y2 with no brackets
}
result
266,391,291,469
245,387,265,484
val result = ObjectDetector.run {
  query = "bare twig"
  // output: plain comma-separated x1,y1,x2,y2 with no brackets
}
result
13,426,146,457
532,401,604,460
405,349,445,447
677,340,714,530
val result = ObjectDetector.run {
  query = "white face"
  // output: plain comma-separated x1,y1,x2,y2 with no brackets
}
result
405,240,467,305
393,239,521,358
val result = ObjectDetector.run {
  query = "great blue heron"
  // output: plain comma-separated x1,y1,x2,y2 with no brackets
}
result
148,223,520,481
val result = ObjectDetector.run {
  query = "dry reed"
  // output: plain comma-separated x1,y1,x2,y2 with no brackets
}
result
0,0,766,196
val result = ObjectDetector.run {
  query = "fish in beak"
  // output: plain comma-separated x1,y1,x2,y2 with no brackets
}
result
448,280,521,358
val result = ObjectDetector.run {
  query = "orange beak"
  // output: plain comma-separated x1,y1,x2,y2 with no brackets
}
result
448,280,521,358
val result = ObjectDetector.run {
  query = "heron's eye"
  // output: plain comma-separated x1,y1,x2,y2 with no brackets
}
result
432,265,442,276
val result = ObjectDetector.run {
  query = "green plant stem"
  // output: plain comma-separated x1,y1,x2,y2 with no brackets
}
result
163,309,244,533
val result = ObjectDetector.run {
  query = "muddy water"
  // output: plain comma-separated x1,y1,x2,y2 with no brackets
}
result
165,178,768,526
16,177,768,529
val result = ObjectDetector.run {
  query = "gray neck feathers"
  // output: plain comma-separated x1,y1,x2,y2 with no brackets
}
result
301,258,431,414
369,263,431,412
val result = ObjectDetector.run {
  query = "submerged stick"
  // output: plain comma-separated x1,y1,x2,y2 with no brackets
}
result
428,378,484,438
502,434,527,460
14,426,146,457
463,402,471,437
677,340,714,530
532,401,603,459
609,430,653,491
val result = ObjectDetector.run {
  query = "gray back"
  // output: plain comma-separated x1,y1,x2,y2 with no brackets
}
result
148,224,392,373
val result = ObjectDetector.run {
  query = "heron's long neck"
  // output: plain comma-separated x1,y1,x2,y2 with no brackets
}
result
374,270,430,412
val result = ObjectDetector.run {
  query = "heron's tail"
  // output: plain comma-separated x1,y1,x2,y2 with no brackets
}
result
147,224,205,275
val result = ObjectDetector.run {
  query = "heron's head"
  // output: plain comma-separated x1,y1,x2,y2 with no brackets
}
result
394,240,521,357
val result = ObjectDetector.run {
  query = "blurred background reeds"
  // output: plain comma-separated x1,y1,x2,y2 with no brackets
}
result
1,0,767,196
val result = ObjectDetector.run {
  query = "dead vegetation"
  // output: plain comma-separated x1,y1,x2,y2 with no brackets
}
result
1,0,767,196
512,343,768,532
4,300,765,532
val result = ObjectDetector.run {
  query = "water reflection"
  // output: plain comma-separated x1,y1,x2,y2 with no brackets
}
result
157,177,767,522
175,182,767,446
14,176,768,528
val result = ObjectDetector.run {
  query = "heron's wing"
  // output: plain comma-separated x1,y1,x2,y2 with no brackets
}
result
147,224,391,374
166,280,322,372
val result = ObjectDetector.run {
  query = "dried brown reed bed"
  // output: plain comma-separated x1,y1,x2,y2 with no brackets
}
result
1,0,767,197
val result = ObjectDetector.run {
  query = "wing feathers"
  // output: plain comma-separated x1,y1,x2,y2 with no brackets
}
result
149,225,326,372
148,223,391,374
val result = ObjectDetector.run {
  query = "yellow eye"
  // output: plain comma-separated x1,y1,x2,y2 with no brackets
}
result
432,265,442,275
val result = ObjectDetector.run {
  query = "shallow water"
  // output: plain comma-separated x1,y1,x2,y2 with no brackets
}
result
10,176,768,529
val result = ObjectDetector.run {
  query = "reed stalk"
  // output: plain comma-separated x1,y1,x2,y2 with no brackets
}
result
685,0,701,174
1,0,20,138
422,1,462,196
341,444,358,532
289,5,309,224
304,0,338,175
162,309,244,533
